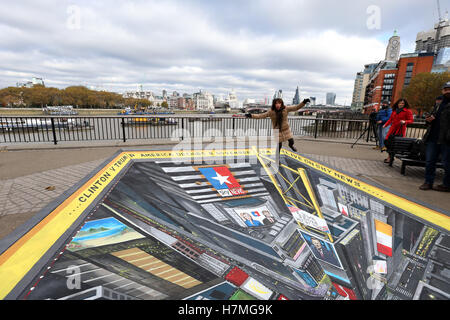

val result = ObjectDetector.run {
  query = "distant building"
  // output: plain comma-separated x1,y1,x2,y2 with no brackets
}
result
16,81,33,88
326,93,336,105
193,90,214,111
273,89,283,101
390,52,434,104
415,16,450,53
361,31,434,114
226,89,239,109
123,86,155,101
32,77,45,86
293,86,300,105
352,63,377,112
363,60,398,114
185,97,194,110
432,47,450,73
16,77,45,88
434,46,450,65
309,97,316,106
385,30,401,62
152,96,166,107
243,98,256,106
351,72,365,111
168,96,179,109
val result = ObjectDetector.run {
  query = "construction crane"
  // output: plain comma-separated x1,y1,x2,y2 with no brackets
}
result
437,0,442,22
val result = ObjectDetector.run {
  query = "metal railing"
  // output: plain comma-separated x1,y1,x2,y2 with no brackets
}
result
0,115,428,145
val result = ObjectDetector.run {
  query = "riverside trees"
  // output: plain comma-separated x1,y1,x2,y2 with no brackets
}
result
0,85,149,109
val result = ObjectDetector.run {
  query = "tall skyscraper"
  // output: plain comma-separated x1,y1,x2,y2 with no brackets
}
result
334,228,372,300
317,184,338,211
293,86,300,105
326,93,336,105
351,72,364,110
352,63,377,112
273,89,283,101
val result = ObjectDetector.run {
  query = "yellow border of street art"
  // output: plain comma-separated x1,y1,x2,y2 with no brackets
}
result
0,147,448,300
280,149,450,232
0,149,273,300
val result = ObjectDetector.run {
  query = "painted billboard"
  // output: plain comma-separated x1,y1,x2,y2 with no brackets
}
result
299,230,343,269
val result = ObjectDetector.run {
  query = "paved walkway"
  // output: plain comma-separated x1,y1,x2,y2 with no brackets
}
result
0,138,448,240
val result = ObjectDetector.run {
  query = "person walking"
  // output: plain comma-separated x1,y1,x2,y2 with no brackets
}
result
419,83,450,192
246,98,310,152
383,98,414,164
376,100,392,151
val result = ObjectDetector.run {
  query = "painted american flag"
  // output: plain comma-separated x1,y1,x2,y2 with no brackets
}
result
156,162,270,204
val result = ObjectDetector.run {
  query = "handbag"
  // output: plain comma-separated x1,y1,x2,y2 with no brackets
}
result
384,124,404,151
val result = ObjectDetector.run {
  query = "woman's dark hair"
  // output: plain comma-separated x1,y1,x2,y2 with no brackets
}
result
271,98,285,110
271,98,285,129
392,98,409,111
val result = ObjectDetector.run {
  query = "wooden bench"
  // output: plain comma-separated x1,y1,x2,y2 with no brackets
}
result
388,137,443,175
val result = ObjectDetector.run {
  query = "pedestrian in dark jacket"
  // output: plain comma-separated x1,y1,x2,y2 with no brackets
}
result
419,83,450,192
375,100,392,151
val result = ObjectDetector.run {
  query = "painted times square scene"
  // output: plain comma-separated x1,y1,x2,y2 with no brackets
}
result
0,1,449,303
0,148,448,301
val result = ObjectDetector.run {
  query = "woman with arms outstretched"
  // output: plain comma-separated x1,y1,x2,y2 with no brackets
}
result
246,98,310,152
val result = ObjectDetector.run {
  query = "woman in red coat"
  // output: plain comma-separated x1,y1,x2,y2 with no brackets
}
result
383,99,414,163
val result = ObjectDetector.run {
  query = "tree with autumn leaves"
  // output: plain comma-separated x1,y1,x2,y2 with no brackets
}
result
0,85,152,109
402,72,450,115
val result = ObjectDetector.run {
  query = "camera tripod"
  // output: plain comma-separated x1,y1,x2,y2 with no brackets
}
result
351,121,378,148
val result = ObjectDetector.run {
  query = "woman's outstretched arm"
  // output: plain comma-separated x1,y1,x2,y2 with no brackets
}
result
247,110,271,119
286,99,310,112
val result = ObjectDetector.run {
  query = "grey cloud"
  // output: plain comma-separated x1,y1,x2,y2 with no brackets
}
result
0,0,441,104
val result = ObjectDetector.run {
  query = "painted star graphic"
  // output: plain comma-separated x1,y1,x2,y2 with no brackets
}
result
212,172,230,185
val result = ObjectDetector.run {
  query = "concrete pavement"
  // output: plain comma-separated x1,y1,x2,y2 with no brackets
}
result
0,137,448,240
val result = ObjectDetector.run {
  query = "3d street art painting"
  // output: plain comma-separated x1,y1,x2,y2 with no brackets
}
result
0,148,449,300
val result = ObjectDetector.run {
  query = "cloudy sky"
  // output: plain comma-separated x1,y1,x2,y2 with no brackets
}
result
0,0,446,104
